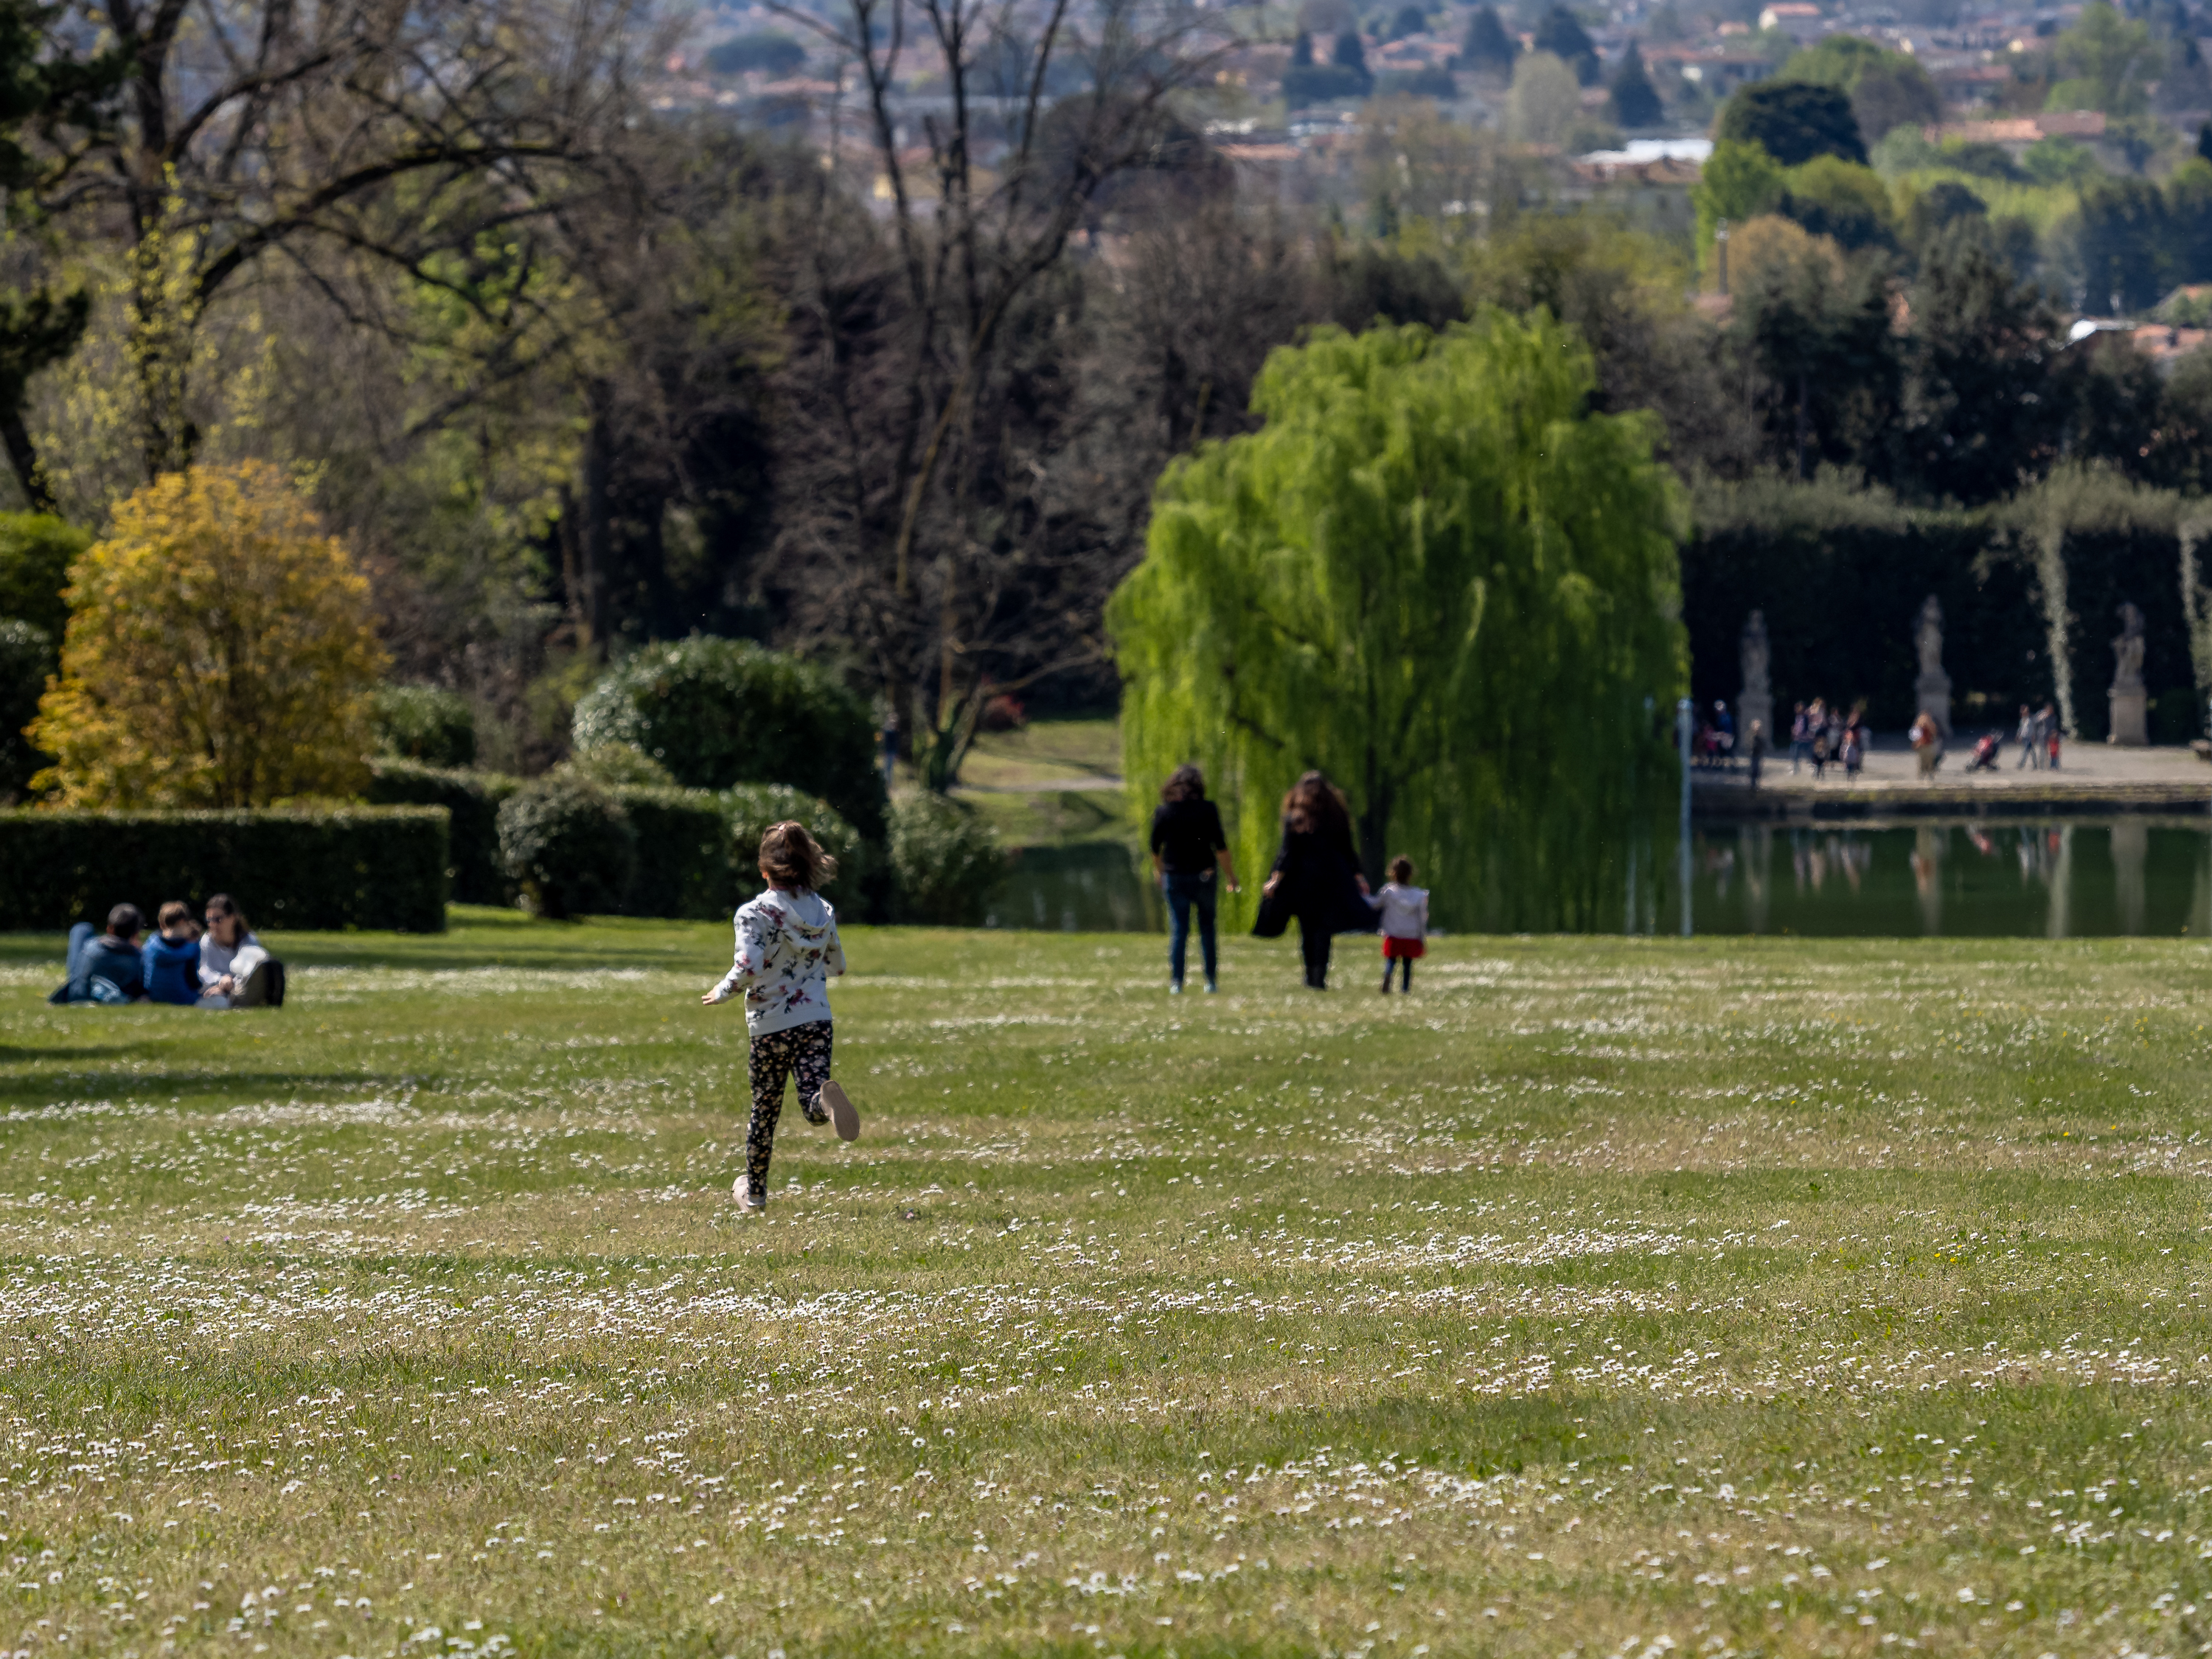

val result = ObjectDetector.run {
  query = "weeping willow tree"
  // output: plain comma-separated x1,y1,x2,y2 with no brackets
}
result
1108,313,1687,933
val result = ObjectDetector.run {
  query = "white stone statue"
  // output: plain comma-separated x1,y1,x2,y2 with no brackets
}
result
2110,600,2148,744
1913,594,1952,737
1737,609,1773,750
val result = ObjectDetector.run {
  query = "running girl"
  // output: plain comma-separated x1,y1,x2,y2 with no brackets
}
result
702,821,860,1211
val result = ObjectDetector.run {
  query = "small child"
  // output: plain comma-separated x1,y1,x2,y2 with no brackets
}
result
702,822,861,1211
1367,855,1429,995
142,900,202,1006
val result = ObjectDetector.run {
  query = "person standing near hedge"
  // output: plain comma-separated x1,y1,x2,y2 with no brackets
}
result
701,821,862,1212
1149,764,1239,995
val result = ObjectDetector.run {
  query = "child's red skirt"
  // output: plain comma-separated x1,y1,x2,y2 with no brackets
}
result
1382,935,1425,959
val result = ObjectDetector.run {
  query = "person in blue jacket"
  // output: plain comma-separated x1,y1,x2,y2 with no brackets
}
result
141,901,203,1004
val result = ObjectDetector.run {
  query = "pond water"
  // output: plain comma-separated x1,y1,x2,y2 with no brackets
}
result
987,841,1162,933
990,821,2212,937
1675,818,2212,936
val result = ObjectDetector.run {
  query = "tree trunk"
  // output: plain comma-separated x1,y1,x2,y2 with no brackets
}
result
0,405,53,514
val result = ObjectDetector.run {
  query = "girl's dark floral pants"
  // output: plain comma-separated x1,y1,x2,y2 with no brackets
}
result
745,1018,832,1197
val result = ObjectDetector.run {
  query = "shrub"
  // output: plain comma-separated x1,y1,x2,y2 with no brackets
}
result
30,462,386,806
888,793,1006,925
0,807,448,931
723,784,870,908
372,686,476,768
571,638,886,836
608,785,731,919
366,759,519,905
0,512,90,640
497,776,636,919
560,742,677,789
0,619,53,801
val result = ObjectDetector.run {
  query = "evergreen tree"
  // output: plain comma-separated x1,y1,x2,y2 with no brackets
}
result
1532,4,1599,85
1717,80,1868,165
1461,4,1520,72
1293,29,1315,67
1333,27,1371,78
1109,314,1685,931
1608,43,1664,128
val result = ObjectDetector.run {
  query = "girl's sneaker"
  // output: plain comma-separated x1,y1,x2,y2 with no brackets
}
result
820,1079,861,1142
732,1171,765,1211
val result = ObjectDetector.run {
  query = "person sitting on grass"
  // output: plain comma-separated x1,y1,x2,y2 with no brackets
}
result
701,821,862,1212
196,894,284,1009
141,900,202,1005
48,904,148,1004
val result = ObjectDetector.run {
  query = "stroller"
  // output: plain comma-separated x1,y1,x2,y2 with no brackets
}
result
1966,730,2002,771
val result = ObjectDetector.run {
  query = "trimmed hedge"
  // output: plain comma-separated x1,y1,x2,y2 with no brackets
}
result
571,638,888,837
612,786,732,919
0,807,449,932
366,759,518,905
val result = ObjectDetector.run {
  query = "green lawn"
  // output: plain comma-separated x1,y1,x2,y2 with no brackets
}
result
2,914,2211,1656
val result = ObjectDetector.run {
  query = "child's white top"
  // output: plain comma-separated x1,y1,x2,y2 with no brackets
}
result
1368,883,1428,939
710,888,846,1035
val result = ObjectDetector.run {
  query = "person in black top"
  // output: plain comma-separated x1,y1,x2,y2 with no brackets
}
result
1261,771,1373,990
1149,764,1239,994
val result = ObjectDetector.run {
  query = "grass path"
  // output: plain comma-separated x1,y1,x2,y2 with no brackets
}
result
1,916,2211,1656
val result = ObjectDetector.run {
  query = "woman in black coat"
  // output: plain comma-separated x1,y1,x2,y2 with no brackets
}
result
1258,771,1373,989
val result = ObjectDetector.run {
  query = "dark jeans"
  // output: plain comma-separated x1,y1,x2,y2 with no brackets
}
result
1382,954,1412,992
66,922,94,982
1298,914,1332,987
1164,869,1218,986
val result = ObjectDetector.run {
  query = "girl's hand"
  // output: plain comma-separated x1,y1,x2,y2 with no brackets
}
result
1262,873,1282,898
1356,875,1371,896
701,988,728,1006
1226,879,1240,894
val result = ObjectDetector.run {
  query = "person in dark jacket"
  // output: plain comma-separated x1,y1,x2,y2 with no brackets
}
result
1149,764,1240,995
1259,771,1373,990
50,904,148,1004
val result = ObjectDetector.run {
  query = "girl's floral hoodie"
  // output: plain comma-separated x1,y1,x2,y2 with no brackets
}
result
711,888,845,1035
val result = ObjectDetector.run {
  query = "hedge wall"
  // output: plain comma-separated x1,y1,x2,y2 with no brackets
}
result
1684,473,2207,740
0,807,450,932
614,787,735,920
366,759,518,904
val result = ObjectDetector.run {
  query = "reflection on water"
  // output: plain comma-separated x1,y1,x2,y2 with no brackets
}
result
1675,818,2212,936
986,841,1163,933
984,821,2212,936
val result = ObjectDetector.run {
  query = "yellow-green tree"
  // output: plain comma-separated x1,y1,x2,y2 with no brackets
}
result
31,462,386,806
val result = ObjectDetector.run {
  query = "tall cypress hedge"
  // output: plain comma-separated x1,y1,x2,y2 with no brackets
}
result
0,807,449,932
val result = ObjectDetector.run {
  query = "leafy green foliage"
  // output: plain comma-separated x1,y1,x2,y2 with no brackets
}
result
571,638,886,838
1778,156,1897,250
560,742,678,789
0,512,88,641
1777,35,1939,144
888,794,1006,925
2045,0,2158,115
0,616,50,799
371,686,476,769
1718,81,1868,167
0,806,448,931
1110,314,1684,933
496,776,636,920
1693,139,1787,257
